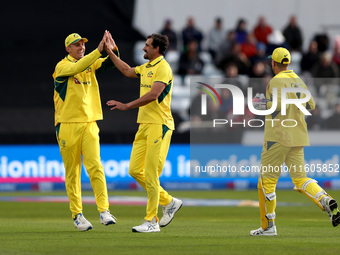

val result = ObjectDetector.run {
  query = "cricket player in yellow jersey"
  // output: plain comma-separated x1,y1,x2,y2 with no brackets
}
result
105,32,182,233
250,47,340,236
53,32,118,231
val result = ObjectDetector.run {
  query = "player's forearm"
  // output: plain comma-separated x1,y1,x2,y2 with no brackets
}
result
126,92,159,110
56,49,101,77
107,48,134,77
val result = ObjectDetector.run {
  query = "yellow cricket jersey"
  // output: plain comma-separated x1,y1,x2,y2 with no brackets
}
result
264,70,316,147
53,49,115,126
134,56,175,130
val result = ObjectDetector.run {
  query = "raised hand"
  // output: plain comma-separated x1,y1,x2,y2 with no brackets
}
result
97,32,106,52
104,30,116,52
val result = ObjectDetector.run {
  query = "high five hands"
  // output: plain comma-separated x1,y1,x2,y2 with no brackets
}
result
98,30,116,53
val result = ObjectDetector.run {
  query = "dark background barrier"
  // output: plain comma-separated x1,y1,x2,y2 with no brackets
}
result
0,1,190,144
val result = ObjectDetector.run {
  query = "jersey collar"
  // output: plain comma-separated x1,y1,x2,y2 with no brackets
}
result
280,70,294,73
66,54,78,63
146,56,164,68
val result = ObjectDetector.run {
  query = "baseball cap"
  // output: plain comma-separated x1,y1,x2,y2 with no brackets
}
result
65,33,88,47
268,47,291,64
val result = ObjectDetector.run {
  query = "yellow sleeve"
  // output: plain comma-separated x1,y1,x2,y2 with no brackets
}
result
266,78,285,112
135,65,142,77
305,84,316,110
55,49,101,78
307,96,316,111
154,64,171,85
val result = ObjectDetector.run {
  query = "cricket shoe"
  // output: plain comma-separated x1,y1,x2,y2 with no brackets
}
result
132,217,160,233
321,196,340,227
250,226,277,236
159,197,183,227
73,213,93,232
100,211,117,226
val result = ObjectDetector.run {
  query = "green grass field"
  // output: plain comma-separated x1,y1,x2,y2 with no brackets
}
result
0,190,339,255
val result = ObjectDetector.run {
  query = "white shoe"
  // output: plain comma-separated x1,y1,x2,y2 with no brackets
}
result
73,213,93,232
132,217,160,233
159,197,183,227
321,196,340,227
250,226,277,236
100,211,116,226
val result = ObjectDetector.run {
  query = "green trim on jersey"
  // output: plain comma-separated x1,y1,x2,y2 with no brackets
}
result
267,141,276,151
56,123,61,138
54,77,68,101
162,124,170,139
146,58,164,68
96,57,114,74
158,80,172,104
97,49,119,74
271,110,280,119
135,56,174,130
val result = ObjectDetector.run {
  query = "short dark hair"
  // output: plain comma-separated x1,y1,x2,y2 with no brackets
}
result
274,61,289,68
147,33,169,55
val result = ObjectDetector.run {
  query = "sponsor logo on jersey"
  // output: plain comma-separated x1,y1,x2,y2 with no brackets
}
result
74,78,91,85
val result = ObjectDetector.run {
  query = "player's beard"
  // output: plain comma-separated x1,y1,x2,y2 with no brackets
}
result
143,51,149,60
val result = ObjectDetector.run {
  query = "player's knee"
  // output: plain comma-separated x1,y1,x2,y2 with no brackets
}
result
265,192,276,201
128,167,138,178
293,178,315,190
145,181,159,193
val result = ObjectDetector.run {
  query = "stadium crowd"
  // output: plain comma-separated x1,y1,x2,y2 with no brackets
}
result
156,15,340,131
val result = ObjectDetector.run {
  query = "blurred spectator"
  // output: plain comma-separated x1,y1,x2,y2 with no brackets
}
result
234,18,248,44
223,63,244,92
190,88,204,122
282,15,303,52
266,30,287,55
249,61,267,78
190,89,219,122
326,103,340,129
306,106,325,130
216,30,236,64
253,16,273,45
332,36,340,71
159,19,178,51
241,33,257,59
300,40,319,74
224,62,239,78
249,62,270,96
208,17,224,63
182,17,204,52
177,40,204,76
217,42,250,75
218,88,233,118
250,42,268,65
314,34,329,52
311,51,339,94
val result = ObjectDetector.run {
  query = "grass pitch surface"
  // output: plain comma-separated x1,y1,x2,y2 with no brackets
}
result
0,190,339,255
